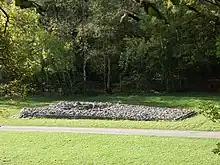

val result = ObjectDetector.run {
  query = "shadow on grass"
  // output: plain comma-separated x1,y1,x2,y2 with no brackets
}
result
0,92,219,109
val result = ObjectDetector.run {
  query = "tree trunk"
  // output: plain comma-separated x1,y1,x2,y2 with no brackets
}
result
83,56,87,93
106,55,112,94
103,54,107,91
66,70,73,94
41,60,46,93
81,0,87,94
120,74,122,92
62,71,66,89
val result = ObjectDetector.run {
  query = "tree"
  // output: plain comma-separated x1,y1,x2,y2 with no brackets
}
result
1,0,219,155
200,103,220,155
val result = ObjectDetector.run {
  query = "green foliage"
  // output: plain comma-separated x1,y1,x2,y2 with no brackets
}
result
0,80,30,98
200,102,220,156
170,0,180,6
0,108,9,118
200,103,220,123
1,0,220,158
1,0,220,94
213,143,220,156
216,37,220,58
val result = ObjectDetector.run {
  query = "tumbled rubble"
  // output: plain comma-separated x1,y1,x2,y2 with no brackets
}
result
19,101,196,121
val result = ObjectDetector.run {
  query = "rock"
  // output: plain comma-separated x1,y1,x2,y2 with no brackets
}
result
19,101,197,121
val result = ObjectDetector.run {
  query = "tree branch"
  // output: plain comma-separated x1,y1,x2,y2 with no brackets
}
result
127,12,141,21
134,0,168,24
120,11,141,23
185,4,220,24
185,5,203,16
0,6,9,34
202,0,220,7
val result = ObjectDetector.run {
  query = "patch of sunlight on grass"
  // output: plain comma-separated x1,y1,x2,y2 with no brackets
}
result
0,132,219,165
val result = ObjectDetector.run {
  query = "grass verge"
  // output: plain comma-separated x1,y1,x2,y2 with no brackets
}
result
1,132,220,165
0,92,220,131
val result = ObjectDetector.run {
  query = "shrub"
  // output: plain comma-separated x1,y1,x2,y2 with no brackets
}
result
0,109,9,118
200,103,220,122
0,80,31,98
200,103,220,155
213,143,220,156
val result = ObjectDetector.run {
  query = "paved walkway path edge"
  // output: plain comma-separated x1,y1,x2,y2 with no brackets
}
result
1,126,220,139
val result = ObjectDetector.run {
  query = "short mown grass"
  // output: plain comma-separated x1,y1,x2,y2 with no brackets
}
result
0,92,220,131
0,132,219,165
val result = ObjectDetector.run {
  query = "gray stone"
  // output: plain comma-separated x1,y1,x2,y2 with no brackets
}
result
19,101,197,121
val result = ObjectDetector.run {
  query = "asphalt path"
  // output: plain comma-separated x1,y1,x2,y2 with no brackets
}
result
1,126,220,139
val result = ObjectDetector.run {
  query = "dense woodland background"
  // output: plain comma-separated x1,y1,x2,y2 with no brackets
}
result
0,0,220,97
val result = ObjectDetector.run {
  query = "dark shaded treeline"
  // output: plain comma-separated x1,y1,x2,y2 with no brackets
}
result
0,1,220,96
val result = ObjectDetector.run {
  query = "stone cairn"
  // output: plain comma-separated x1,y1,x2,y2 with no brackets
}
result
20,101,196,121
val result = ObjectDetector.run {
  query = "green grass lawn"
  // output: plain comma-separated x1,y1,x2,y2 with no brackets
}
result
0,92,220,131
0,132,219,165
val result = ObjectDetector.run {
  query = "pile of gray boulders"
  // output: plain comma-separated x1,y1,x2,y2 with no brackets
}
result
19,101,196,121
